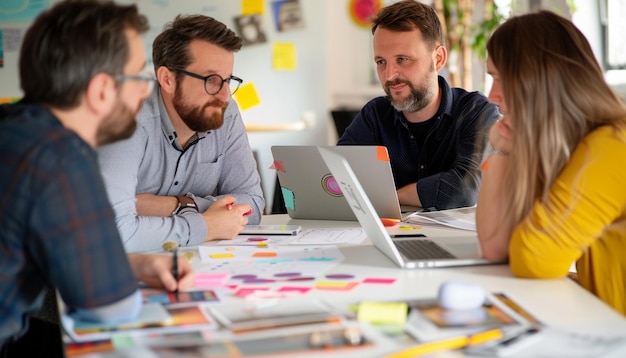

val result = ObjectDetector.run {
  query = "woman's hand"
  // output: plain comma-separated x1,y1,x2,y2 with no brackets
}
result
489,116,513,154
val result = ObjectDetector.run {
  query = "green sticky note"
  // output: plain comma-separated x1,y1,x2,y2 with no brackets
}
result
281,187,295,210
357,301,408,325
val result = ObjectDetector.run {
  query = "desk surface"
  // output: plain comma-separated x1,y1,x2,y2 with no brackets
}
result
66,215,626,357
255,215,625,335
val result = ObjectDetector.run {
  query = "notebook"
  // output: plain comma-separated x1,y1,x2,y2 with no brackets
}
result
318,147,504,268
271,145,403,221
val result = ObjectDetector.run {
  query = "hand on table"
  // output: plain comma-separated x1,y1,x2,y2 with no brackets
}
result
127,253,195,292
203,196,251,241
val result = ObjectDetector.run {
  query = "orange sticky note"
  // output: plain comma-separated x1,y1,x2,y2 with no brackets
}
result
252,252,277,257
210,253,235,259
376,146,390,161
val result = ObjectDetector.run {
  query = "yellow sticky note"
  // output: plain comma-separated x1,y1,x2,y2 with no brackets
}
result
399,225,422,230
232,82,261,111
315,281,349,288
210,253,235,259
272,42,297,70
241,0,264,15
357,301,408,325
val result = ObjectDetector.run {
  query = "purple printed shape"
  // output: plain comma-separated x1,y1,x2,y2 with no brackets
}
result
242,278,276,284
231,274,258,280
274,272,301,278
286,277,316,281
325,274,355,280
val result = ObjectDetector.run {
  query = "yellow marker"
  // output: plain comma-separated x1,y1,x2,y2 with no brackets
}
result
468,329,504,345
210,253,235,259
257,241,268,248
385,328,504,358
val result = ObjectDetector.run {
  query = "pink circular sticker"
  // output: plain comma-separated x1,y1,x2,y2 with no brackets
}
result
322,174,343,197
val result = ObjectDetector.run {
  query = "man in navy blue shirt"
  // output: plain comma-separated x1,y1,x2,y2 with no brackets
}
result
338,0,499,210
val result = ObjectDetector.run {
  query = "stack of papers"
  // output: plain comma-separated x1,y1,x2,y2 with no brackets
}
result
404,207,477,231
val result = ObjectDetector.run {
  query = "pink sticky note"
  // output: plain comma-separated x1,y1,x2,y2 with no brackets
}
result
195,272,230,282
234,287,270,297
277,286,312,294
362,278,396,284
271,160,286,172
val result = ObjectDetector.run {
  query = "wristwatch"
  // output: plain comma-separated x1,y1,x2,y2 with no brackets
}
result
172,195,198,215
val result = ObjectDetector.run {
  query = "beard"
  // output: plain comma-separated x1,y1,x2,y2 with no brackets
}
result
172,87,228,132
384,61,436,113
96,96,137,146
384,79,435,113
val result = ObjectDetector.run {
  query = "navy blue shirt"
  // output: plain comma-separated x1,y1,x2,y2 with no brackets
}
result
338,76,499,209
0,101,138,345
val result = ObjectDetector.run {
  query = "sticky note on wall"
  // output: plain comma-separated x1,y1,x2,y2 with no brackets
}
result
272,42,296,70
233,82,261,111
241,0,264,15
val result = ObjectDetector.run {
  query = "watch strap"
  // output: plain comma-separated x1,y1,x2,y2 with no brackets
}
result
172,195,198,215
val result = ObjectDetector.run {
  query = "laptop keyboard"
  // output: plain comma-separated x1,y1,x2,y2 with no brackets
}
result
395,239,455,259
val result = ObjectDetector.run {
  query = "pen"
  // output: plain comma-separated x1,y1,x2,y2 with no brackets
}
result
172,247,179,301
227,201,253,216
385,328,504,358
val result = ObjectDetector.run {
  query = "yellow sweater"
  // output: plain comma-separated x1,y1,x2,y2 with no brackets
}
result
509,125,626,316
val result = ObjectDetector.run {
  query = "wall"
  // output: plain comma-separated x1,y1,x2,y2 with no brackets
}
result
0,0,331,213
2,0,623,211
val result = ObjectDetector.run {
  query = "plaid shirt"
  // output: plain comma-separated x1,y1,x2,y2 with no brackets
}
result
0,101,138,345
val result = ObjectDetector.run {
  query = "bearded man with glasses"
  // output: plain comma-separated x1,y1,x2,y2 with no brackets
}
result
98,14,265,253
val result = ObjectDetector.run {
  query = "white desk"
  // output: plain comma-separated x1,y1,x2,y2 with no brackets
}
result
66,215,626,357
252,215,625,335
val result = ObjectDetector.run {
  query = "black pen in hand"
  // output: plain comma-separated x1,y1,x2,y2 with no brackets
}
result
172,247,179,301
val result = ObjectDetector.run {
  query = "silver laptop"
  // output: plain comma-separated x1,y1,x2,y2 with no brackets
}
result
318,147,503,268
271,145,403,221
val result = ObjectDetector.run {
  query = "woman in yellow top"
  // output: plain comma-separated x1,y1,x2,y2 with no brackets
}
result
477,10,626,316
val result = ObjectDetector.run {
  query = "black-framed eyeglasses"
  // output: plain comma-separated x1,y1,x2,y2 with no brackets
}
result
175,69,243,95
116,70,157,95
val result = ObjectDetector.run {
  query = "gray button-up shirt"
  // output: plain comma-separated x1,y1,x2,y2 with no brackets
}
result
98,87,265,252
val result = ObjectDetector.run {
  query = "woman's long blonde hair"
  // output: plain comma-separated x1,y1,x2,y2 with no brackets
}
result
487,11,626,225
